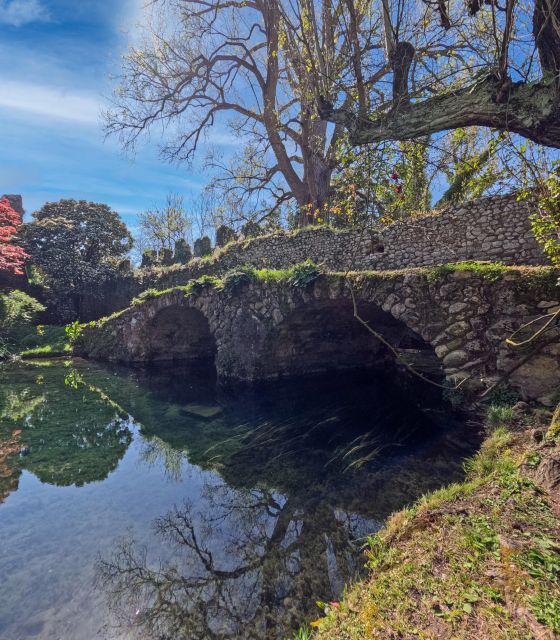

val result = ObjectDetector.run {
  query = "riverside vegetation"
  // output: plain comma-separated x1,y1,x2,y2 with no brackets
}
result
306,401,560,639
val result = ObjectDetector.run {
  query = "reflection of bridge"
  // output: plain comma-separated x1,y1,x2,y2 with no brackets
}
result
80,267,560,403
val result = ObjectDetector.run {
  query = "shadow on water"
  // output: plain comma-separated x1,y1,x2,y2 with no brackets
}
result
0,359,480,640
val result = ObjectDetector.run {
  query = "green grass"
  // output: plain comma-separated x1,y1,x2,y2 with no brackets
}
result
424,261,508,283
313,414,560,640
18,325,72,358
485,404,517,430
126,262,322,309
131,287,175,305
530,592,560,632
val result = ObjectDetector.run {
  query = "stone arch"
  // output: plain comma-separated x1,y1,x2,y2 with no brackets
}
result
260,296,442,379
144,305,217,364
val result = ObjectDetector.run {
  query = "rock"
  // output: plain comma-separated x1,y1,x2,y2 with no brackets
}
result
174,238,192,264
513,401,530,414
447,321,470,337
535,452,560,492
216,224,237,247
448,302,469,314
510,355,560,402
442,350,469,368
194,236,212,258
181,404,223,419
141,249,157,268
159,247,174,265
435,344,450,359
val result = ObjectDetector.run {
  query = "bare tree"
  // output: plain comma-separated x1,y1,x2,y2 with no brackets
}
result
105,0,390,225
138,193,191,253
319,0,560,150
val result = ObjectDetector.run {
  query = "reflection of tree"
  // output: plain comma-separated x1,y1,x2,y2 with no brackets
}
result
97,482,372,640
0,385,45,503
0,428,24,504
0,365,133,488
139,436,187,482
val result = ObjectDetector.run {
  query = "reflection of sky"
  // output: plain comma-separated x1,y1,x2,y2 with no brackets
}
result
0,0,237,230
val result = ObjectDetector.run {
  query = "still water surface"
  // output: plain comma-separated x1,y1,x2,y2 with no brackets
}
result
0,359,478,639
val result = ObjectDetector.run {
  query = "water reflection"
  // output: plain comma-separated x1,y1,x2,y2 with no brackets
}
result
97,484,371,640
0,360,478,640
0,363,132,497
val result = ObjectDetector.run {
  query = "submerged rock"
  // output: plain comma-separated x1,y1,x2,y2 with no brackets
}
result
181,404,223,419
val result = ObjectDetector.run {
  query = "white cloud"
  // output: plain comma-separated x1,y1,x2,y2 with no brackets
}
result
0,81,101,124
0,0,50,27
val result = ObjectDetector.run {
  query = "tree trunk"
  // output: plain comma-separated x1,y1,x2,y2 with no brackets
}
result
298,155,333,226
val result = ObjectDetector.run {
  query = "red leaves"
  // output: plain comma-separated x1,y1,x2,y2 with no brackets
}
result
0,197,28,275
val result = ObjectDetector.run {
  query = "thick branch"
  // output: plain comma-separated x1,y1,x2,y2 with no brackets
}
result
319,74,560,149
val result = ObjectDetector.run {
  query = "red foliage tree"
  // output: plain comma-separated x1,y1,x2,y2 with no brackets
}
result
0,197,28,275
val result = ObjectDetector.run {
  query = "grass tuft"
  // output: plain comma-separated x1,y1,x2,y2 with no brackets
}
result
486,404,517,431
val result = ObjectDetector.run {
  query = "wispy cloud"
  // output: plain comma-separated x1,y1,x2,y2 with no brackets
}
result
0,81,101,124
0,0,50,27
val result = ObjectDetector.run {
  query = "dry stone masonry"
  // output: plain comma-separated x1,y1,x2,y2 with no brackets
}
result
80,266,560,405
134,193,545,292
86,193,547,319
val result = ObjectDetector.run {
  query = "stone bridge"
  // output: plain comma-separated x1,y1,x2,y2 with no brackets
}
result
80,265,560,404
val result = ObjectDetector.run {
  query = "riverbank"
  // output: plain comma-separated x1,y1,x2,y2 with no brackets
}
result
308,403,560,639
0,325,71,360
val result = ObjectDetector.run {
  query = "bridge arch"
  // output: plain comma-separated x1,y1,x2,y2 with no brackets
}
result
259,294,442,380
144,305,217,364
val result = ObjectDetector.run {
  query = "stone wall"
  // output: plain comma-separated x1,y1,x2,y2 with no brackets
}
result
134,192,545,286
80,265,560,405
84,193,547,319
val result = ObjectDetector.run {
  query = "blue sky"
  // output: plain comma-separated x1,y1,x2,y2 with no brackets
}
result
0,0,229,232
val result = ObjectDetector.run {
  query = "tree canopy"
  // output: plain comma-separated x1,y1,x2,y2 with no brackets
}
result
20,200,133,320
318,0,560,150
105,0,560,228
105,0,388,223
138,194,190,254
0,197,27,276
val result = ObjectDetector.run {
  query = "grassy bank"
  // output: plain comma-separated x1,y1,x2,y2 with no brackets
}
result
4,325,72,359
305,404,560,640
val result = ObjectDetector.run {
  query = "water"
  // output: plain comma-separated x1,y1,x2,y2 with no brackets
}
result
0,359,478,640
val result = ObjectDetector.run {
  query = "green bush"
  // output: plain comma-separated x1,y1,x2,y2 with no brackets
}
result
288,260,320,288
222,268,254,294
0,290,45,357
0,290,45,333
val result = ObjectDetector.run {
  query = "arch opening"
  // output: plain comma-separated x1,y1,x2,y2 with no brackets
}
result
145,306,216,365
261,298,441,381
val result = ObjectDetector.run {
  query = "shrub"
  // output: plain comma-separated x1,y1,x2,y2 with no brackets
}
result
184,275,222,295
65,320,83,344
159,247,174,265
141,249,157,268
222,268,254,294
0,290,45,357
288,260,320,288
0,290,45,336
240,220,262,239
0,197,28,275
484,383,520,407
